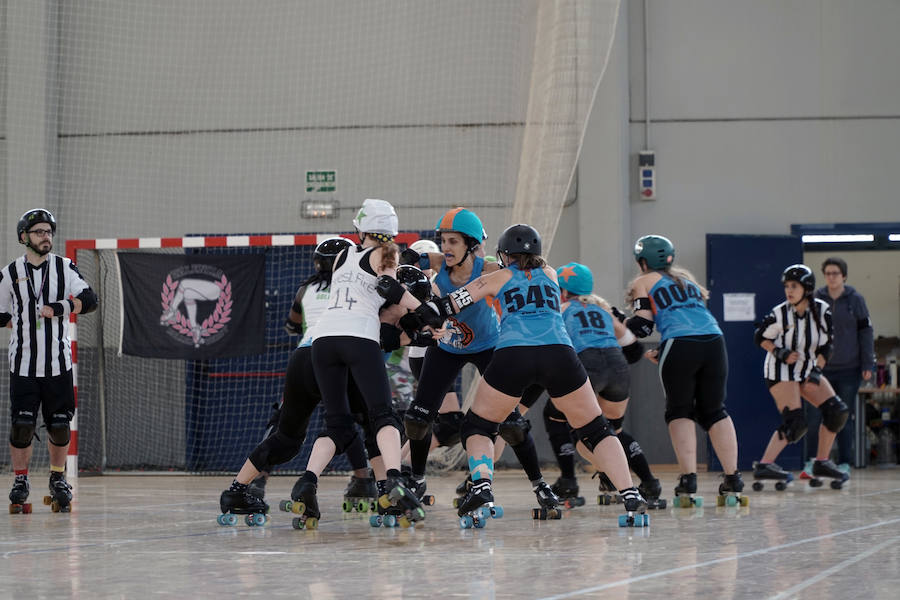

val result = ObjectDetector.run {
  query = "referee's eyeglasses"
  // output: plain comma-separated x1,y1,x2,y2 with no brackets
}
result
28,228,54,238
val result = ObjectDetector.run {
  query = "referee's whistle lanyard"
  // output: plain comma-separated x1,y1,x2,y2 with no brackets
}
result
26,255,51,328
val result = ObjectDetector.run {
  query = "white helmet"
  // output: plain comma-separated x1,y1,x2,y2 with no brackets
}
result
352,198,398,237
409,239,439,255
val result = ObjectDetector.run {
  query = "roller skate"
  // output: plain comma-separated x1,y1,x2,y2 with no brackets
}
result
717,472,749,507
404,476,435,507
342,471,377,513
279,478,320,529
751,461,794,491
672,473,703,508
377,474,426,528
369,481,404,528
594,471,620,505
617,488,649,527
8,475,32,514
457,478,503,529
452,474,473,508
531,481,562,520
43,472,72,513
638,477,667,510
218,483,270,526
551,476,585,508
809,459,850,490
247,473,268,500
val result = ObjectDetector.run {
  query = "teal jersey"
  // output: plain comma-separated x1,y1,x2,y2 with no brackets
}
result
495,266,572,349
434,256,499,354
649,275,721,341
562,299,618,353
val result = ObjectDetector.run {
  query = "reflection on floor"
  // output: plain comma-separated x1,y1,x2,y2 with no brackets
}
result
2,468,899,599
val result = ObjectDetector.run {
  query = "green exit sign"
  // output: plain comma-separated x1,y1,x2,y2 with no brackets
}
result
306,170,336,193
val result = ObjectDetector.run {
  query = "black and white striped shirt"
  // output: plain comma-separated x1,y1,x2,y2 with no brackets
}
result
760,298,832,382
0,253,92,377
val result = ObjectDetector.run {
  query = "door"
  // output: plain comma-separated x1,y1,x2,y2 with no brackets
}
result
706,234,803,471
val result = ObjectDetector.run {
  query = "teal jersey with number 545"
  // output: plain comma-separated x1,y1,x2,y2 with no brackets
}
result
495,265,572,350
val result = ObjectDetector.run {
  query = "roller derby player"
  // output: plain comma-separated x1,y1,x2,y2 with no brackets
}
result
625,235,744,509
752,264,850,491
2,209,98,514
416,224,646,528
400,208,557,519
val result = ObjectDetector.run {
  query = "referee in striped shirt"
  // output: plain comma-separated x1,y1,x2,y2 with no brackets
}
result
1,208,98,512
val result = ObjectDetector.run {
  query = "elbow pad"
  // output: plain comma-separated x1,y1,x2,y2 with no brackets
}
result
77,289,99,314
375,275,406,305
626,315,654,338
622,340,644,364
0,313,10,327
414,301,449,329
611,306,627,323
754,314,776,347
380,323,403,352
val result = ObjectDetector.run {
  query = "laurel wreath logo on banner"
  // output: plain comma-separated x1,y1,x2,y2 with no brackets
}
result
159,273,233,348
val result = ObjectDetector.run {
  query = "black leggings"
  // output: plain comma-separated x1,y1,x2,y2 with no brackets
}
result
657,334,729,431
411,346,493,417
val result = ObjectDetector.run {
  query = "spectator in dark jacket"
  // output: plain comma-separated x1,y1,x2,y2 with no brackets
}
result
805,257,874,468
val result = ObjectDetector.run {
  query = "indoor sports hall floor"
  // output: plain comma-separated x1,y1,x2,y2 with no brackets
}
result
2,468,898,599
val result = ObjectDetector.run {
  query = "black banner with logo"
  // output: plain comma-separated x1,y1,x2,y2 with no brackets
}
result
119,253,265,359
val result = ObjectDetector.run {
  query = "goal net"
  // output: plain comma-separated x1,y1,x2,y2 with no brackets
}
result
0,0,620,473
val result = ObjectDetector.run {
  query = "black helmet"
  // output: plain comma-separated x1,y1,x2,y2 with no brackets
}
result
396,265,432,302
497,224,542,257
782,264,815,295
313,237,352,273
17,208,57,242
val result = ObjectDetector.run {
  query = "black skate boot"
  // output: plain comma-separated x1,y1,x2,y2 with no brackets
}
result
673,472,702,508
378,474,426,528
8,474,32,514
453,473,473,507
531,481,562,520
342,471,378,513
370,481,404,528
279,477,320,529
456,478,503,529
219,482,270,527
551,476,585,508
717,472,749,507
638,477,667,510
247,473,268,500
594,471,619,505
618,487,649,527
751,461,794,491
43,472,72,513
404,475,435,507
810,459,850,490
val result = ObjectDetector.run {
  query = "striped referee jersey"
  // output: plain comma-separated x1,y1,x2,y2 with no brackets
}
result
0,253,92,377
759,298,832,382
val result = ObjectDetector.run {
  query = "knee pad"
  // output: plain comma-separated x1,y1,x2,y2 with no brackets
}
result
575,415,614,452
498,409,531,446
696,407,729,432
776,407,808,443
47,423,71,447
616,430,643,459
324,414,361,454
460,411,500,448
820,396,849,433
248,431,304,472
403,403,434,441
433,412,463,447
608,416,625,431
9,423,35,449
370,408,403,437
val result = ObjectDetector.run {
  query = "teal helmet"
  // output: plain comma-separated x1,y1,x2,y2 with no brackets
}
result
556,262,593,296
435,207,486,247
634,235,674,270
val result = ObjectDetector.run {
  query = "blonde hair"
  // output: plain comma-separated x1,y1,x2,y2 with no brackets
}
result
569,293,611,312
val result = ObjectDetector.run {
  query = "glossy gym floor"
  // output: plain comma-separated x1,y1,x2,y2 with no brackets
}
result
1,467,898,599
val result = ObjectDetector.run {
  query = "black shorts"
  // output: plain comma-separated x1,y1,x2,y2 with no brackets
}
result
579,347,630,402
483,345,587,399
9,371,75,427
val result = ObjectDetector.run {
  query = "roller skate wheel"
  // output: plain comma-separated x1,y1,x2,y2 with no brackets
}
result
774,481,787,491
291,501,305,515
225,514,238,526
830,480,843,490
378,495,391,509
250,513,267,526
369,501,377,512
726,495,738,507
549,508,561,520
617,514,629,527
459,515,473,529
693,496,703,508
597,495,611,506
384,514,397,527
809,478,823,488
292,517,304,530
740,496,750,507
398,516,411,528
423,495,436,506
356,500,369,512
305,517,319,530
341,500,352,513
491,505,503,518
532,507,544,520
216,514,225,526
452,497,461,509
716,495,725,507
752,481,764,492
474,518,486,528
279,500,292,512
43,496,52,506
369,515,382,527
9,503,32,514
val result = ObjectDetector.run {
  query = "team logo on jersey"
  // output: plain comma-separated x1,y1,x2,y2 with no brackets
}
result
159,264,232,348
441,316,474,349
